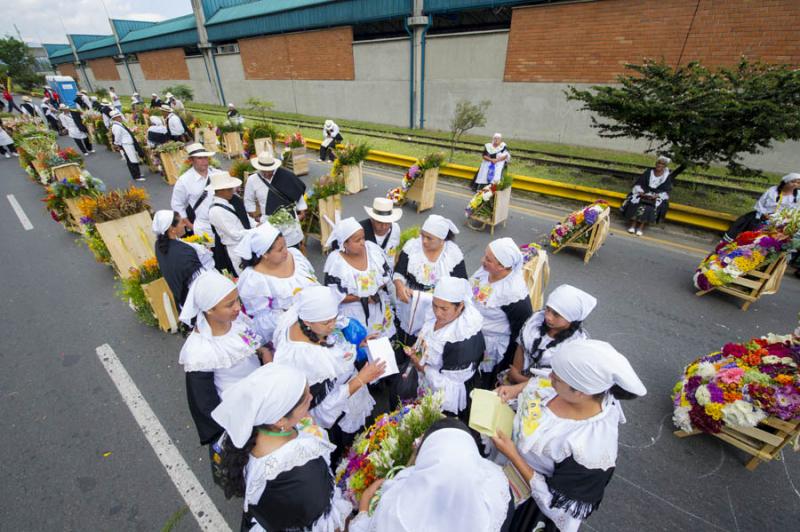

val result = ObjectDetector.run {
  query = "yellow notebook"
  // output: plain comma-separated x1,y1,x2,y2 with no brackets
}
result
468,389,515,437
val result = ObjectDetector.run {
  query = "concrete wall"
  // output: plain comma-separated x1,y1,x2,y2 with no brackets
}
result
215,37,408,127
83,64,133,95
122,57,216,105
422,30,800,174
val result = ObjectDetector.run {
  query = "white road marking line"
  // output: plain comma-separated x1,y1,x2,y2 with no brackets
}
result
95,344,231,532
7,194,33,230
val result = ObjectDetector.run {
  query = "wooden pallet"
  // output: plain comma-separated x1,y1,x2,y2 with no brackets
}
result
63,197,85,233
404,168,438,212
194,127,219,153
467,187,511,235
94,210,156,279
284,147,309,176
253,137,273,157
522,248,550,312
160,149,187,185
141,277,179,333
303,195,341,252
696,255,788,311
552,208,610,264
343,163,366,195
674,416,800,471
222,132,243,159
51,163,82,181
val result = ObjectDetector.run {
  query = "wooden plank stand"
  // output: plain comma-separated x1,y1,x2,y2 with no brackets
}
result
522,248,550,311
94,210,156,279
674,416,800,471
695,255,789,311
343,163,366,195
467,187,511,235
284,147,309,176
222,132,244,159
160,149,187,185
303,195,341,253
552,208,610,264
194,127,219,153
141,277,179,333
51,163,82,182
404,168,438,212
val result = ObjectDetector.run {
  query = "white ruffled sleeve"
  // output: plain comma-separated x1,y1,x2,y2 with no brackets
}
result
423,366,474,414
529,473,582,532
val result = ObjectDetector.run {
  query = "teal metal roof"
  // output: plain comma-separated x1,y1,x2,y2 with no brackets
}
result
43,43,70,57
69,34,108,49
424,0,561,13
79,35,116,52
205,0,410,41
111,19,157,39
49,46,74,59
119,14,198,54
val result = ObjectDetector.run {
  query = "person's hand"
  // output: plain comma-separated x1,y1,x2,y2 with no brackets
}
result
257,346,274,364
358,361,386,384
407,350,425,374
491,430,518,459
358,478,385,512
296,210,306,221
359,333,379,348
495,384,522,403
394,281,412,304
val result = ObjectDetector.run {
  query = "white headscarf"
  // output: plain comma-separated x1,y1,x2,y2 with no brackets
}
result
370,427,510,532
781,172,800,184
551,339,647,396
488,237,522,269
546,284,597,323
151,210,174,235
211,363,306,448
433,276,471,304
421,214,459,240
296,285,340,322
178,270,237,326
234,225,280,262
324,217,362,249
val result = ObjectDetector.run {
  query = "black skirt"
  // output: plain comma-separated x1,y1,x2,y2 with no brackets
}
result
620,196,667,224
509,499,557,532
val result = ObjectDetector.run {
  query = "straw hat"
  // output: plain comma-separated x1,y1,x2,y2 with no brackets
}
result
165,92,174,99
324,119,334,129
186,142,216,158
251,151,282,172
206,171,242,192
22,95,32,102
109,109,123,119
159,104,173,113
364,197,402,223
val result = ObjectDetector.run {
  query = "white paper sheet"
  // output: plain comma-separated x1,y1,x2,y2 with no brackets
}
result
367,337,399,378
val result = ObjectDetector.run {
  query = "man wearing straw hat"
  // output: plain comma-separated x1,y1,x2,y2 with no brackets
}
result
245,151,307,249
162,104,190,142
99,99,114,129
171,143,218,238
110,109,145,182
360,197,402,263
58,103,93,156
208,171,254,274
319,119,343,162
20,95,39,117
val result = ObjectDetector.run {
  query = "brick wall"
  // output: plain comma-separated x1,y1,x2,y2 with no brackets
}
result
88,57,120,81
239,26,355,80
504,0,800,83
57,63,78,80
138,48,190,80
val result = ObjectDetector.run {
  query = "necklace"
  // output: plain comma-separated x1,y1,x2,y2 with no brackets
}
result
258,428,295,437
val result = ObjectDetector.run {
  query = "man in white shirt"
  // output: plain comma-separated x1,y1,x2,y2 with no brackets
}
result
244,152,307,248
171,143,217,238
110,110,145,182
162,104,189,142
360,197,402,264
208,172,255,275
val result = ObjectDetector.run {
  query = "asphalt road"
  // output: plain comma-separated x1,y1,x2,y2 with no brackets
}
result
1,136,798,531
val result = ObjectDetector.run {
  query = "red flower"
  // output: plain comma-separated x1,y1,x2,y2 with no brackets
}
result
721,343,748,358
735,231,759,245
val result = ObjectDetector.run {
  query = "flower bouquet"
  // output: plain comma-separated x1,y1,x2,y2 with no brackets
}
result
387,152,445,205
549,200,609,249
182,232,213,248
78,186,151,266
285,132,305,149
117,257,163,328
42,170,105,227
693,209,799,291
334,392,445,505
465,170,513,220
303,178,346,237
672,335,800,434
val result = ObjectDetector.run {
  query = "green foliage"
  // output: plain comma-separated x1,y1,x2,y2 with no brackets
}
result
398,225,420,253
93,87,110,99
449,99,490,157
229,158,255,179
0,37,44,89
334,142,371,165
249,123,279,143
497,167,513,190
566,58,800,176
418,151,446,171
245,97,274,123
164,84,194,102
81,224,111,264
218,120,243,134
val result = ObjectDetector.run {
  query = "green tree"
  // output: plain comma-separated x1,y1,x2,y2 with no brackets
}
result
245,97,274,123
0,37,43,89
449,99,490,158
566,58,800,176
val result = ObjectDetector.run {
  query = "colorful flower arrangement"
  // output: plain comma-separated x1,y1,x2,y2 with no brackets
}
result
77,186,151,264
465,170,513,219
334,392,445,505
42,171,105,226
549,200,609,249
182,232,213,247
520,242,544,264
387,152,446,204
672,334,800,434
117,257,163,328
284,132,305,149
302,177,346,236
334,142,371,168
693,210,799,291
153,140,186,154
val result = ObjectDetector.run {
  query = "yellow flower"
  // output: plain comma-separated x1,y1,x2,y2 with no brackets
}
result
704,402,723,420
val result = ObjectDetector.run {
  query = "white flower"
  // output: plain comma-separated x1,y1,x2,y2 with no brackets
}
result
695,362,716,380
672,406,693,433
721,400,766,428
694,385,711,406
765,333,793,344
481,191,492,201
762,355,780,364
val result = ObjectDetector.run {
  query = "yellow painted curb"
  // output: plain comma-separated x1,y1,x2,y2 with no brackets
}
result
305,138,734,232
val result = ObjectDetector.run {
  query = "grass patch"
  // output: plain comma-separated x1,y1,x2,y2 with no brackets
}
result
161,506,189,532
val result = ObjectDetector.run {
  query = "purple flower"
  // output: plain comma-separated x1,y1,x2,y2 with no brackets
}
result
695,273,711,291
756,236,782,253
760,363,797,377
768,385,800,420
707,382,725,403
79,216,94,225
685,376,703,403
584,208,598,225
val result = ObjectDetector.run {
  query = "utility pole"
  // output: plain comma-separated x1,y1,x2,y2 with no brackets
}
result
108,18,137,95
66,32,93,92
407,0,430,129
191,0,225,105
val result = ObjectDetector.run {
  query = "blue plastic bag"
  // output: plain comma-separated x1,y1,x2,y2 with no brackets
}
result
341,318,369,363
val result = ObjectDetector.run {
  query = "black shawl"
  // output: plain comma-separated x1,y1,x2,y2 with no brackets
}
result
495,297,533,374
69,110,88,134
260,167,306,216
185,371,223,445
394,252,468,292
155,239,203,309
441,331,485,417
359,218,395,250
247,456,334,531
